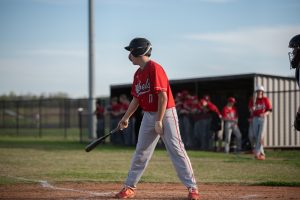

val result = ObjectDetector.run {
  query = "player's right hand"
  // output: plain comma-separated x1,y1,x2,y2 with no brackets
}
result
155,121,163,135
118,118,129,130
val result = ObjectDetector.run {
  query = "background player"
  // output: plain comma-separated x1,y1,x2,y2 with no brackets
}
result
115,38,200,200
248,85,272,160
288,34,300,131
193,98,222,150
94,99,105,139
221,97,242,154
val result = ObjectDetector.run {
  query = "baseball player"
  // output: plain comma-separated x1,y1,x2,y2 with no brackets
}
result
175,91,191,147
203,95,223,152
221,97,242,154
182,92,196,148
248,85,272,160
109,97,123,145
94,99,105,139
119,94,133,146
115,38,200,200
288,34,300,131
193,98,222,150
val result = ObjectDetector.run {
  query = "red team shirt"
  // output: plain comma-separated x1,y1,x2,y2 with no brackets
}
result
222,106,238,121
248,97,272,117
131,60,175,112
111,103,122,117
206,102,222,117
196,101,221,119
95,105,105,119
120,102,129,114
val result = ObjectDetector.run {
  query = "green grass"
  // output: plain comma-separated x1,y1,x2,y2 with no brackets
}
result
0,128,86,140
0,136,300,186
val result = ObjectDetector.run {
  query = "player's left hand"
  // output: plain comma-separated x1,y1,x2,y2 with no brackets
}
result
155,121,163,135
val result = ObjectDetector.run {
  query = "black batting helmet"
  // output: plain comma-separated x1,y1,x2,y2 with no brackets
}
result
288,34,300,69
125,38,152,57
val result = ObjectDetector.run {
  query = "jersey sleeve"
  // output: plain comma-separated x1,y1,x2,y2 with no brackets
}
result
221,107,227,118
151,64,168,94
265,97,272,111
208,102,221,116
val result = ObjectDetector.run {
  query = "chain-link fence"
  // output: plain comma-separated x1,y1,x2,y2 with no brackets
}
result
1,88,299,148
0,98,109,142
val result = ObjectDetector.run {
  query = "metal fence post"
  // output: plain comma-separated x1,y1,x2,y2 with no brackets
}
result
16,100,19,136
38,98,42,138
78,107,84,143
63,99,67,139
1,100,4,128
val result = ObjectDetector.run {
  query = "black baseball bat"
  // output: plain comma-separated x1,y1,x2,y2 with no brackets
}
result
85,127,120,152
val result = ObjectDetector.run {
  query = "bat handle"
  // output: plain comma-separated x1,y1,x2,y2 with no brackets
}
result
111,126,121,134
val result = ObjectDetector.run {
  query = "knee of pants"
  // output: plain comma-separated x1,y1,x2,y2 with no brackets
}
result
224,133,230,142
235,133,242,140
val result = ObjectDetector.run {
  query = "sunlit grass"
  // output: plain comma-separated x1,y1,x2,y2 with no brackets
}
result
0,136,300,186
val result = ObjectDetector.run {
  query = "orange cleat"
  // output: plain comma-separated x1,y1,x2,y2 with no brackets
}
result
255,153,266,161
188,187,200,200
115,186,136,199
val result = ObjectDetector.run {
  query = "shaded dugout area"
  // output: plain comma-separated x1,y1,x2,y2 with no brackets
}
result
110,73,299,149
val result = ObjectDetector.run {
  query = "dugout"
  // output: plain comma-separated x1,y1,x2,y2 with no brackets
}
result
110,73,300,149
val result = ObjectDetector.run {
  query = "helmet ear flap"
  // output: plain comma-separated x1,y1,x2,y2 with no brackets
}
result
130,49,140,57
131,47,146,57
131,45,152,57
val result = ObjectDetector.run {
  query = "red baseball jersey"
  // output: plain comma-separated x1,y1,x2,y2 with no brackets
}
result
207,102,221,117
248,97,272,117
111,103,122,117
131,60,175,112
196,101,221,119
119,102,129,115
183,98,193,113
95,105,104,119
222,106,238,121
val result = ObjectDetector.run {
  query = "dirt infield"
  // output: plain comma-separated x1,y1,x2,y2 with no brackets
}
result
1,182,300,200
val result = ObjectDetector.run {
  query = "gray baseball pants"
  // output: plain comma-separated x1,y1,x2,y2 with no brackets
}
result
252,117,266,155
124,107,197,189
224,121,242,153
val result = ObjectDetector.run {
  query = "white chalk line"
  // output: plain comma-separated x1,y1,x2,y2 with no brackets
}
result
6,176,115,197
5,176,263,199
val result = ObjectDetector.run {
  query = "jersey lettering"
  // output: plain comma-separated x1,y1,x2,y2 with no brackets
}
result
254,103,266,111
131,60,175,111
135,78,150,97
248,97,272,117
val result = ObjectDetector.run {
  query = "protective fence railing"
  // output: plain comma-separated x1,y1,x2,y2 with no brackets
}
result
0,98,108,142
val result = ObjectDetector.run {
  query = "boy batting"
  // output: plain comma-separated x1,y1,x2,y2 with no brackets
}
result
115,38,200,200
